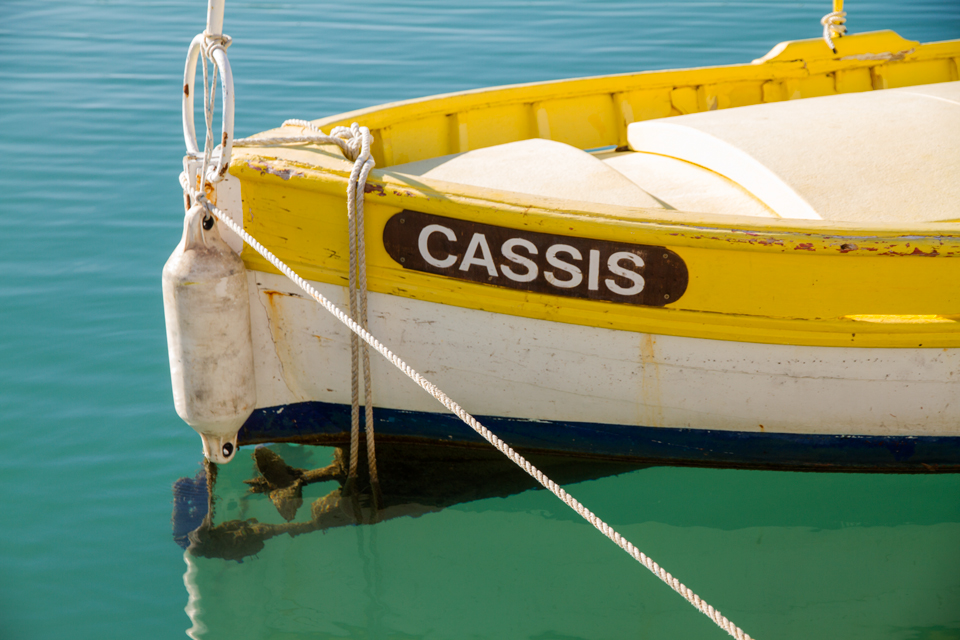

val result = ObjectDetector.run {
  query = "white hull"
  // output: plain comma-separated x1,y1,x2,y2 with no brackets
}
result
246,270,959,439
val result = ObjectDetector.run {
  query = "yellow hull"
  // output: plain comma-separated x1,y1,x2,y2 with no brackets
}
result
229,30,960,349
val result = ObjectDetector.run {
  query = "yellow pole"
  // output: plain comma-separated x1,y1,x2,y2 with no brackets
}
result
834,0,844,13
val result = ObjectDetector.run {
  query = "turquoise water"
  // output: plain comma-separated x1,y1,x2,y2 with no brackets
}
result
1,1,959,638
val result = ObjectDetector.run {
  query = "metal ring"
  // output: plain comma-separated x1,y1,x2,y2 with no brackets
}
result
182,33,235,182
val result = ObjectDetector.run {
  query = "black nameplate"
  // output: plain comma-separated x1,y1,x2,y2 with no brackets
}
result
383,211,687,307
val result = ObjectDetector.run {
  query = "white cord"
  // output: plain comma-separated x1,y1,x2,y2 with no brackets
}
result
821,10,847,53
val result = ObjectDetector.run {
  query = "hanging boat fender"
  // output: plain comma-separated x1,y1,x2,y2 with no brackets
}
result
162,204,256,464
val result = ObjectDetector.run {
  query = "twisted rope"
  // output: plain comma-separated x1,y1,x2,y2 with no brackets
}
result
821,10,847,53
178,168,754,640
193,33,233,187
234,120,361,158
234,122,381,505
198,47,218,193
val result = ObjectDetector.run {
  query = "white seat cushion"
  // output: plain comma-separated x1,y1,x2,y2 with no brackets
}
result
389,138,663,209
626,81,960,223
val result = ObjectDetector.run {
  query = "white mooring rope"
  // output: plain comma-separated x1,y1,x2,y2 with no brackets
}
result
821,9,847,53
180,134,754,639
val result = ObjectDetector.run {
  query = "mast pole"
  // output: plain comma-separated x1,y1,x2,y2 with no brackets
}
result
205,0,225,37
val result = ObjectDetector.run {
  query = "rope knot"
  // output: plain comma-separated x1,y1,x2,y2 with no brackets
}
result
274,120,374,168
330,123,374,165
820,10,846,53
201,33,232,61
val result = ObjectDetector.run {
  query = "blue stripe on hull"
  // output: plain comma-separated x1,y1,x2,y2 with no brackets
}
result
238,401,960,472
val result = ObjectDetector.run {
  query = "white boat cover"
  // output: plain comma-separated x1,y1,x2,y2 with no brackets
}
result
625,81,960,222
389,138,664,209
390,82,958,223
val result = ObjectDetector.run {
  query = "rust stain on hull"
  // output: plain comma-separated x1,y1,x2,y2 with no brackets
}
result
638,334,663,428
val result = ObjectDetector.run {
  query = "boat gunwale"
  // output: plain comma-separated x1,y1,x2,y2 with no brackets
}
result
231,149,960,245
281,30,955,139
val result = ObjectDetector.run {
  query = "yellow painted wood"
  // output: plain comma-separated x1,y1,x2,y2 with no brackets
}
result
533,94,618,150
456,104,533,153
615,88,674,124
756,30,915,64
232,156,960,348
229,31,960,349
874,58,958,89
834,67,873,93
266,31,959,168
701,81,764,110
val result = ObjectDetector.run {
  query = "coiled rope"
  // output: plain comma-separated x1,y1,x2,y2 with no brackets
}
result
821,0,847,53
179,141,754,640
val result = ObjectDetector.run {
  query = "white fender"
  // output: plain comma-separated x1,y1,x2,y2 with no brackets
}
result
162,204,256,463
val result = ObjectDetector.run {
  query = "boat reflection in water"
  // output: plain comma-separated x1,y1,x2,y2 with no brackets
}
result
171,440,960,639
172,441,643,562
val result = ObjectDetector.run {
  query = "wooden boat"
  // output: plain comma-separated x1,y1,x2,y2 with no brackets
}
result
170,27,960,471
